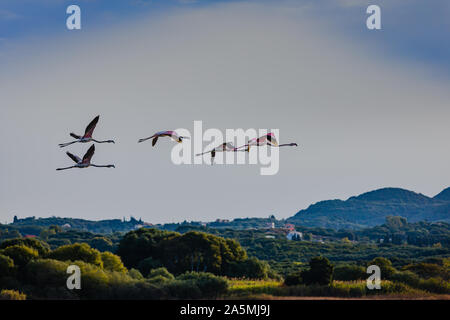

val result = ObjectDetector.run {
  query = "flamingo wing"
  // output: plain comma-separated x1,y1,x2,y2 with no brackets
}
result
224,142,236,151
82,144,95,163
84,115,100,138
70,133,81,139
156,130,172,136
267,133,279,146
66,152,81,163
257,135,268,145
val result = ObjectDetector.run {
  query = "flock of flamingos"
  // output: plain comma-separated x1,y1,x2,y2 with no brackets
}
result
56,115,298,170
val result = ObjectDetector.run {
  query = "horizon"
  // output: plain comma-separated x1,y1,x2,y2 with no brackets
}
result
5,184,449,225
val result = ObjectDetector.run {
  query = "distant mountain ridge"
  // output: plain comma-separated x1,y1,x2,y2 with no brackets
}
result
434,187,450,201
288,187,450,230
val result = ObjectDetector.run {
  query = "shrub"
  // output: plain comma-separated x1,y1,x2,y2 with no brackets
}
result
333,265,366,281
0,238,50,256
0,245,39,267
390,271,420,287
176,272,228,298
128,268,144,280
403,263,449,280
284,272,302,286
88,237,114,252
47,243,103,267
101,252,127,273
0,289,26,300
0,254,15,277
165,279,202,299
24,259,69,287
368,257,396,279
227,257,270,279
147,267,174,280
417,277,450,294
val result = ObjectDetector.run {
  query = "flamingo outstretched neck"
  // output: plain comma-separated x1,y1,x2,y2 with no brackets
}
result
138,131,189,146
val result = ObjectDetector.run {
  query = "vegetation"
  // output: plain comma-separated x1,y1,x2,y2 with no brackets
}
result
0,289,26,300
0,217,448,300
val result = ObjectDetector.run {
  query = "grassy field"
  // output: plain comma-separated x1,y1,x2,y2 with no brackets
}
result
225,279,450,299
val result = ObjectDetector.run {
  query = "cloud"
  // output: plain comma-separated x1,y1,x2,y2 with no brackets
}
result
0,1,449,223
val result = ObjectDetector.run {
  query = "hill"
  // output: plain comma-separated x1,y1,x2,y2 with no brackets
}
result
435,187,450,201
288,187,450,229
9,216,146,234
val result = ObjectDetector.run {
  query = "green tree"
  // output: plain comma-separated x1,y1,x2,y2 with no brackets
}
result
0,245,39,267
25,259,68,287
333,264,366,281
117,228,177,268
128,268,144,280
385,216,407,230
284,271,302,286
146,267,175,283
301,256,334,286
227,257,270,279
0,254,15,276
89,237,114,252
47,243,103,267
137,257,163,277
101,251,127,273
0,238,50,256
118,229,248,276
403,262,449,280
369,257,396,279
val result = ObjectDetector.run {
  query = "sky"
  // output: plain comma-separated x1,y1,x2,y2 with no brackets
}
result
0,0,449,224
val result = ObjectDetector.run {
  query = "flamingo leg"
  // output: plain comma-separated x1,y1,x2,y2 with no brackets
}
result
138,136,154,143
58,140,78,148
56,166,76,171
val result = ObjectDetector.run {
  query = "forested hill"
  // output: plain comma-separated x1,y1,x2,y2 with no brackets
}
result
9,216,145,234
435,187,450,201
288,187,450,230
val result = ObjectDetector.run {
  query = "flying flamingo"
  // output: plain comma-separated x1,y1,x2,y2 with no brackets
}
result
58,115,115,148
138,130,190,146
237,133,298,151
56,144,115,170
196,142,239,165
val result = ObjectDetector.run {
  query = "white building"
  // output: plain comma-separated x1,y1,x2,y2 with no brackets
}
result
286,231,303,240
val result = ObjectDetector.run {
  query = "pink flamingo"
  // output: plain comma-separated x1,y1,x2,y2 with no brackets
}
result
59,115,115,148
56,144,115,170
237,133,298,151
138,130,190,146
196,142,239,165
